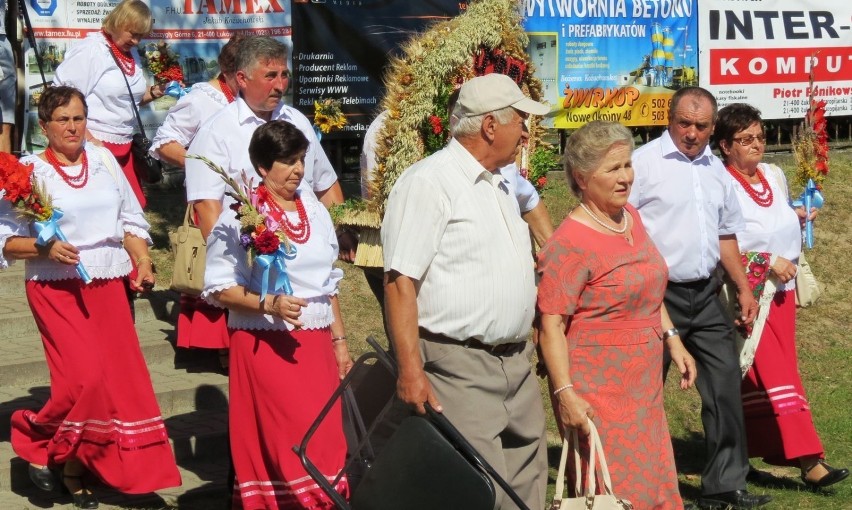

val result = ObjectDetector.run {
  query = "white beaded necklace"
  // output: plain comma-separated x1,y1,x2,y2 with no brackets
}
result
579,202,628,234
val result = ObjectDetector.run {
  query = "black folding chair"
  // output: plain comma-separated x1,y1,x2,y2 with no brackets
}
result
294,336,531,510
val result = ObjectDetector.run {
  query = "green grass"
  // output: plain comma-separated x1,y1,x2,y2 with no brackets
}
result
140,150,852,508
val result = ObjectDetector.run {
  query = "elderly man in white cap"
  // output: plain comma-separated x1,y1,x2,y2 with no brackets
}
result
381,73,550,509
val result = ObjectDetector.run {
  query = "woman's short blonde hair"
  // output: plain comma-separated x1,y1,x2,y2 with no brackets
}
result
564,120,634,197
102,0,153,37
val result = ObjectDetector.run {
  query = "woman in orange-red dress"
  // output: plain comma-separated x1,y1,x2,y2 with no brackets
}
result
537,121,696,510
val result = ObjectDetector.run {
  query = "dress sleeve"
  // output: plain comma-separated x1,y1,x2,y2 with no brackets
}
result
315,201,343,296
202,213,251,307
0,196,28,269
536,230,591,316
53,38,108,96
150,94,200,158
94,147,152,243
719,173,746,236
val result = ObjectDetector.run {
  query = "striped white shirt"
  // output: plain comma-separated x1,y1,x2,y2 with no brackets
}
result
382,139,536,345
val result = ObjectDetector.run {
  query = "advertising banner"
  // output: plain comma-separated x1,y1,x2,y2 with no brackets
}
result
699,0,852,119
20,0,292,152
523,0,699,128
291,0,462,139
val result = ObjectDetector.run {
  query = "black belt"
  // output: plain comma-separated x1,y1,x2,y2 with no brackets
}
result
667,277,713,289
419,328,526,356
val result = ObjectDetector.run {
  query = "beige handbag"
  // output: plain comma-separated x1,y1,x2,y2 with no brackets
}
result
795,251,821,308
551,419,633,510
169,204,206,295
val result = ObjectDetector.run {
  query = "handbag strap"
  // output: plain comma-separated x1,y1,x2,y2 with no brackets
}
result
97,146,120,185
108,49,148,138
552,418,618,502
182,203,201,229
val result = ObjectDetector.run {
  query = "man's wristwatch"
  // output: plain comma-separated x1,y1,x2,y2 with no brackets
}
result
662,327,680,341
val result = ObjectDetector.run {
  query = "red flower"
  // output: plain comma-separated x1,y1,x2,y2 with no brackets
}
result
253,229,280,254
429,115,443,135
536,176,547,188
0,154,35,204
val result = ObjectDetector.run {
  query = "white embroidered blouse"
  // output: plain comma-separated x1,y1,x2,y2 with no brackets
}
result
0,145,152,279
727,162,802,291
202,191,342,332
53,32,147,144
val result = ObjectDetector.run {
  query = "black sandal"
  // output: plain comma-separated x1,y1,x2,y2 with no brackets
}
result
801,459,850,489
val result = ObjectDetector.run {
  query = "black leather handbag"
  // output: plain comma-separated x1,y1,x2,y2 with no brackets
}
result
111,51,163,184
130,132,162,184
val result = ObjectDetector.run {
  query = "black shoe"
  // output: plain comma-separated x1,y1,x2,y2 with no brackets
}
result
28,464,57,492
696,489,772,509
61,473,99,509
801,459,850,489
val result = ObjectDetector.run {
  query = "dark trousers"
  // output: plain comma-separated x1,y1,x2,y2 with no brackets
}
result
664,278,749,495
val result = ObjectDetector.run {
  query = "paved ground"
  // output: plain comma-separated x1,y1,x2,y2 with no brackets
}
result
0,263,232,509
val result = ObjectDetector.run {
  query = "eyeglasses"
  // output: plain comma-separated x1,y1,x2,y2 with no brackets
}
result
49,116,86,127
732,134,766,146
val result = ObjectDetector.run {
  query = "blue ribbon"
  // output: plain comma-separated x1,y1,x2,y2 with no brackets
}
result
165,80,190,99
33,210,93,284
791,179,824,249
313,125,323,142
254,243,298,302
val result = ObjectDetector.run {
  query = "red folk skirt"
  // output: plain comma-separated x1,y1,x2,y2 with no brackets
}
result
229,327,349,510
101,140,146,209
11,278,180,493
742,289,824,466
176,294,229,349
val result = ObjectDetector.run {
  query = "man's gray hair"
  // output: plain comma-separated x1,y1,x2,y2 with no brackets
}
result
564,120,634,197
450,106,517,138
235,36,288,75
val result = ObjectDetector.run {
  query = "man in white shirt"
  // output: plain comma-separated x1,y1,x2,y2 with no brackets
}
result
185,36,344,239
360,107,553,331
382,74,550,509
629,87,769,510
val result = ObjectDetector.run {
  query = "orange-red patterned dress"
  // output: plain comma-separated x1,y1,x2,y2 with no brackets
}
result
537,204,683,510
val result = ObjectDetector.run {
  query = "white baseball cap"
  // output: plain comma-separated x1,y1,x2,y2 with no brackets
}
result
454,74,549,118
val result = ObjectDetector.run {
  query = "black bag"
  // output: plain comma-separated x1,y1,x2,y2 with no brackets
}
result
131,133,163,184
110,51,163,184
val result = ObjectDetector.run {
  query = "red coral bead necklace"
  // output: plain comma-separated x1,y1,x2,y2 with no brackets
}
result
103,31,136,76
262,187,311,244
45,147,89,189
726,165,773,207
218,75,236,103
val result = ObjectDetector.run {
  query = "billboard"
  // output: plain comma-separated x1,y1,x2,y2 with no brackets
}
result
291,0,462,139
523,0,699,128
699,0,852,118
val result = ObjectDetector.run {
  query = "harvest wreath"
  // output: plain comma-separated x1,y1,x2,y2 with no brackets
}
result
334,0,552,267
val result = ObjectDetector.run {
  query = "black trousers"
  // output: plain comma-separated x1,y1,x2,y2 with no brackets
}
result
664,277,749,495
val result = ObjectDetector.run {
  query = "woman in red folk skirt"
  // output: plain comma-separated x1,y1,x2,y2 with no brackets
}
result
203,121,352,509
715,103,848,490
1,86,180,509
